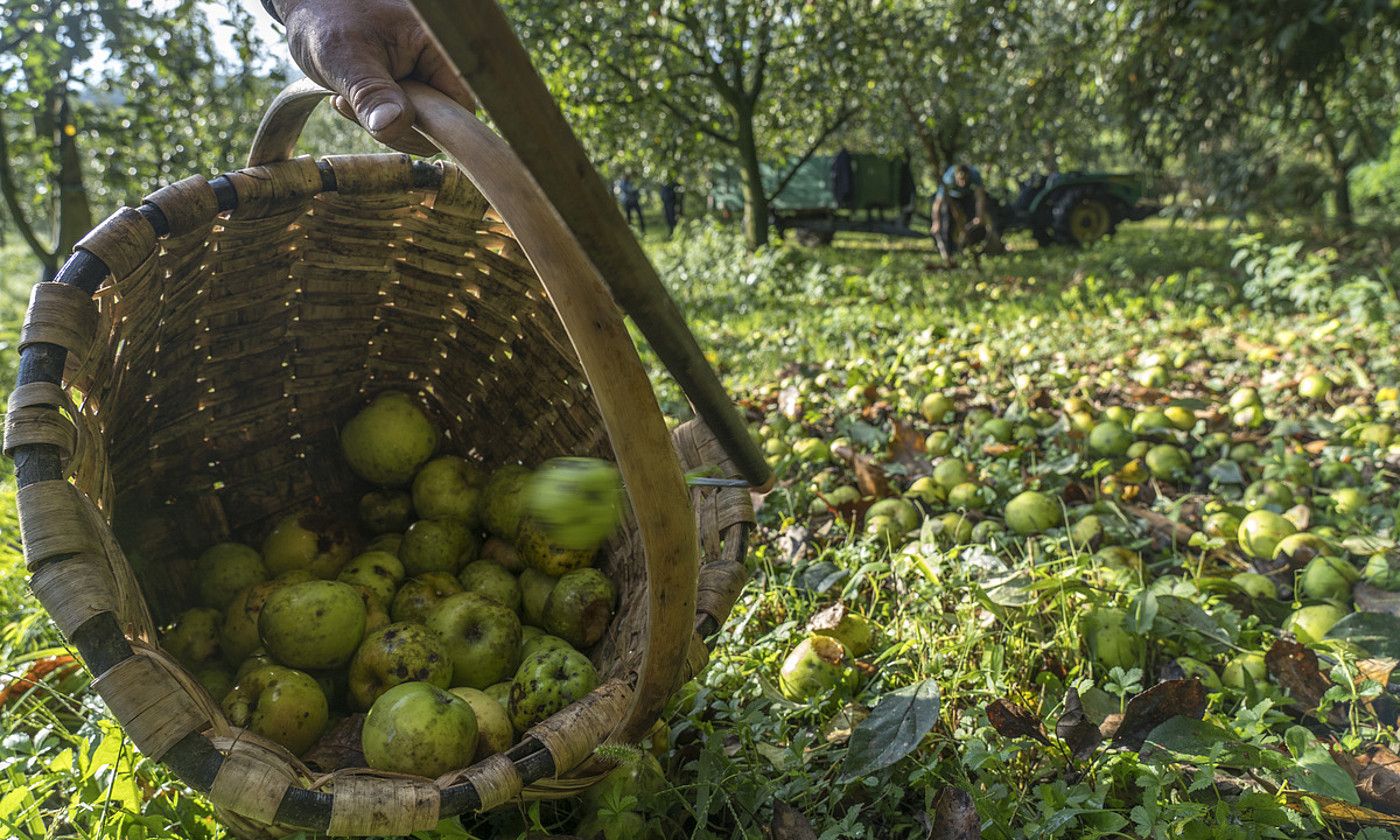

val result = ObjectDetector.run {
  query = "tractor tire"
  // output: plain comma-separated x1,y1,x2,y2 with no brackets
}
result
793,227,835,247
1051,188,1118,247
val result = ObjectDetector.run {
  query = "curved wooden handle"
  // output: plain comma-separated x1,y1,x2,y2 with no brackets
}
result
250,80,697,742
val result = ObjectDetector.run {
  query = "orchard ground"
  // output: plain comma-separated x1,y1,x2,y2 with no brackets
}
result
2,217,1400,838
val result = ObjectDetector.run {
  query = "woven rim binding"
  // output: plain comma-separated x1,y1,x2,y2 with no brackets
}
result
7,117,755,836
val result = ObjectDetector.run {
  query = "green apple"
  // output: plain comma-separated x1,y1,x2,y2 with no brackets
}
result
367,533,402,555
1331,487,1368,515
920,393,955,423
348,622,453,710
1244,480,1294,511
1163,405,1196,431
1144,444,1191,481
924,430,954,456
457,559,522,612
450,687,513,756
356,586,391,633
518,519,596,577
1080,607,1143,670
391,572,464,624
481,465,532,540
1223,652,1268,690
340,391,439,487
222,665,328,756
1004,490,1060,536
807,604,875,657
1237,510,1296,559
932,458,970,491
792,437,831,463
543,568,616,650
259,580,366,670
1285,603,1348,645
1229,387,1262,411
947,482,985,510
519,569,559,629
1273,533,1331,568
1298,374,1333,401
261,511,356,579
1088,421,1133,456
1230,572,1277,599
234,649,276,681
358,490,414,535
362,682,476,777
1204,511,1243,543
508,647,599,731
520,630,571,661
936,512,974,545
427,593,522,689
195,543,267,610
778,634,856,702
412,456,487,526
196,664,234,702
1364,553,1400,591
1174,656,1222,691
1297,555,1359,603
1070,514,1104,549
337,550,405,605
525,457,623,552
163,607,223,668
400,517,479,576
481,537,524,573
484,681,512,709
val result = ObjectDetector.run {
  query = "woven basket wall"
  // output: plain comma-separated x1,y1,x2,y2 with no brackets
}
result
5,145,754,836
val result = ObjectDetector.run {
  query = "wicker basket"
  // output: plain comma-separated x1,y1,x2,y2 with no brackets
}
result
4,81,754,836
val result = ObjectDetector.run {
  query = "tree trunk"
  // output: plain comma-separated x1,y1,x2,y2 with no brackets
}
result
1332,163,1353,230
53,96,92,279
735,106,769,250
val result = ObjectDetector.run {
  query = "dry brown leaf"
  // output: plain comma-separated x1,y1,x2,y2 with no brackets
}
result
987,698,1050,745
302,713,366,773
1354,745,1400,815
1112,679,1207,750
929,786,981,839
1265,638,1348,727
771,801,819,840
1056,688,1103,761
1283,791,1400,826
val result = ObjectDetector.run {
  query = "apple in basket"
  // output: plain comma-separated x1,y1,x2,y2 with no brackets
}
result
362,681,477,777
348,622,453,711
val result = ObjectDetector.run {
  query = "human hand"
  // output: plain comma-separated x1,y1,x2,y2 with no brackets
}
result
274,0,475,155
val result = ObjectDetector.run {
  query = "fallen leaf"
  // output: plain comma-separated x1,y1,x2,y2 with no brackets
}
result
822,702,870,745
778,525,810,566
852,455,892,498
1098,712,1123,740
840,680,940,781
302,713,367,773
771,801,818,840
1056,688,1103,761
1358,658,1398,689
1282,792,1400,827
890,417,929,473
1327,612,1400,659
1353,583,1400,618
807,602,852,634
986,698,1049,745
1354,746,1400,815
929,786,981,839
1266,638,1348,726
1112,679,1207,750
981,442,1018,457
0,655,80,707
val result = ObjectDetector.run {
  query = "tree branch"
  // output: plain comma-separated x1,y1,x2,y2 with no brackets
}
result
765,104,859,202
0,109,56,265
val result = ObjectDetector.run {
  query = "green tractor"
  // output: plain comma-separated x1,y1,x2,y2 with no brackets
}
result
997,171,1158,247
708,156,1157,248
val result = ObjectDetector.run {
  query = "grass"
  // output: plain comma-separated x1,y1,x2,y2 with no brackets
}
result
1,220,1399,838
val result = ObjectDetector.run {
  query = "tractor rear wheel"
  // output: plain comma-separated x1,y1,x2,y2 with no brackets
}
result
1052,188,1117,247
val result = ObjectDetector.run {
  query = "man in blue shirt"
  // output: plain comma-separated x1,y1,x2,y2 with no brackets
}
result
930,164,1001,265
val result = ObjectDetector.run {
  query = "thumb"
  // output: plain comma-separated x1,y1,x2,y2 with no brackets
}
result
337,61,416,141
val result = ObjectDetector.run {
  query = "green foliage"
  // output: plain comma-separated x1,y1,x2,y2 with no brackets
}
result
1231,233,1400,318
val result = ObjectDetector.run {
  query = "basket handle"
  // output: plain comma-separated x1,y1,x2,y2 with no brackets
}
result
249,4,773,494
253,80,699,742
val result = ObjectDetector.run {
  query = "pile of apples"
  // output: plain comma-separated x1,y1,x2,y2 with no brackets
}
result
159,391,626,778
